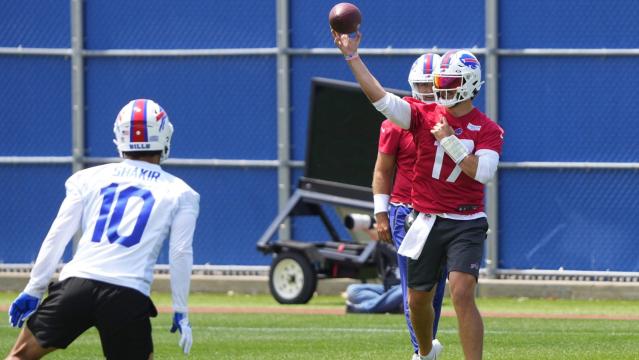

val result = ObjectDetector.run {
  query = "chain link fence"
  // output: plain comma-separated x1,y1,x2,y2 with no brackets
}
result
1,0,638,274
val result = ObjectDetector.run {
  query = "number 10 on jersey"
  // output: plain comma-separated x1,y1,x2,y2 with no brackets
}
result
91,183,156,247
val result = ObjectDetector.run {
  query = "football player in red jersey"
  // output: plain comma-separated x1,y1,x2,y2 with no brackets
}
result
334,30,503,360
373,53,446,358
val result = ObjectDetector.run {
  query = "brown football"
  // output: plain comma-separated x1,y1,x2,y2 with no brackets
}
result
329,3,361,34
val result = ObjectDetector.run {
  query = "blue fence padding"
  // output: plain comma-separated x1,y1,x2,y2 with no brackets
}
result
0,165,72,263
84,0,275,49
162,166,278,265
3,0,639,270
291,0,484,49
0,57,71,156
0,1,69,48
500,57,639,162
499,169,639,272
500,0,639,49
84,57,277,159
0,165,277,266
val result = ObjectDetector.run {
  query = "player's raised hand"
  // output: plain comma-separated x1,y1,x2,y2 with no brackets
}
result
331,29,361,60
170,312,193,355
431,116,454,141
8,292,40,328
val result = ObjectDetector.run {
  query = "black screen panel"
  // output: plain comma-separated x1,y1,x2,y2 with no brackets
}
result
303,78,410,196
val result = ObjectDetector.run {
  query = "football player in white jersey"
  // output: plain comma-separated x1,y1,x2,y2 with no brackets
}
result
6,99,200,359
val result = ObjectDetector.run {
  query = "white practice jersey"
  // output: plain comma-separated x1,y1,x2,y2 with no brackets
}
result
24,159,199,312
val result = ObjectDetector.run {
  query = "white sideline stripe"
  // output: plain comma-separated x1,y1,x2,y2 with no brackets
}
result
0,324,636,336
152,326,638,336
192,326,406,333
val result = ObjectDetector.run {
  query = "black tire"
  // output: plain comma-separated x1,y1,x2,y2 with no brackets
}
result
268,251,317,304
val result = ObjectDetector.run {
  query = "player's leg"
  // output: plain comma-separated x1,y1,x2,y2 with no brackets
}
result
11,277,96,360
406,218,447,358
389,205,419,353
448,271,482,360
94,281,158,360
407,287,435,356
6,326,56,360
431,266,447,338
446,217,488,360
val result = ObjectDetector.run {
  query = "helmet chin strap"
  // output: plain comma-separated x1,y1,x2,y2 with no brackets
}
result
160,146,170,163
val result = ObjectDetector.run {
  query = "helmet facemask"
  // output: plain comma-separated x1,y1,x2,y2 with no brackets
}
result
410,80,437,103
433,50,484,107
433,73,466,107
408,53,442,104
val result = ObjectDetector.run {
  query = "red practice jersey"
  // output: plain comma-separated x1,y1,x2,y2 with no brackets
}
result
407,98,504,215
378,119,415,204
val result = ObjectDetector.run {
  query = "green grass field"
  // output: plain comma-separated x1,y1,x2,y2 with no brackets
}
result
1,292,638,359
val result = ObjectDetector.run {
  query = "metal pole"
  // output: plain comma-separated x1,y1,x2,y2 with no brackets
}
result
71,0,85,252
276,0,291,241
484,0,499,278
71,0,84,175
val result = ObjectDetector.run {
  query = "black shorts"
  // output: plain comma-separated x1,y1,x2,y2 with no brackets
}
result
408,216,488,291
27,277,158,359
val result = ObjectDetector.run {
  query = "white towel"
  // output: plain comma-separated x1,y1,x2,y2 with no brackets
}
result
397,213,436,260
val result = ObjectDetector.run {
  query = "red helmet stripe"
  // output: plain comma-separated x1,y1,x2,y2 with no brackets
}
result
130,99,148,142
423,54,433,75
440,50,456,70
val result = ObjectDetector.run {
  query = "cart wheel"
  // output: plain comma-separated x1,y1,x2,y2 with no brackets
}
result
269,251,317,304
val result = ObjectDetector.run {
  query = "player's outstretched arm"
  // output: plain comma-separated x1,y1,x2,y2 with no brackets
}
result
9,178,83,328
331,30,412,129
332,30,386,103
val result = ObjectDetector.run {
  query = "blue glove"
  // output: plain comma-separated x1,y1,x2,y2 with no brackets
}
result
8,292,40,328
170,312,192,354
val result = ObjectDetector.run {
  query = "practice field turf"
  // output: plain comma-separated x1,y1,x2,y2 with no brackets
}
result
1,292,638,359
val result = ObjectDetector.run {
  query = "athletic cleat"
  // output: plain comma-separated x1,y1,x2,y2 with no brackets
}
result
432,338,443,355
411,339,443,359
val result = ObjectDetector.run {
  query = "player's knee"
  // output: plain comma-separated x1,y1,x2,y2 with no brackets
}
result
449,283,475,309
408,290,429,310
449,272,476,299
8,344,33,360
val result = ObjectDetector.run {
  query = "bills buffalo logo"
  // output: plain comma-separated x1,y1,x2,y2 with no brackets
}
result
459,53,479,69
156,110,167,131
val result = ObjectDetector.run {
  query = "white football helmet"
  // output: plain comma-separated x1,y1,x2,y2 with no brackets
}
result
408,53,441,103
433,50,484,107
113,99,174,162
